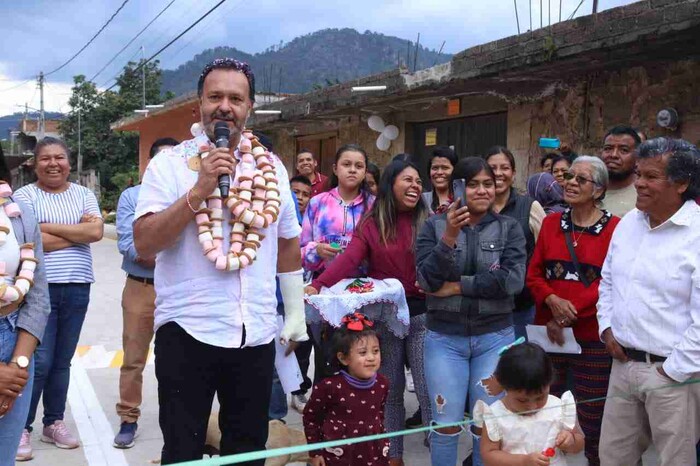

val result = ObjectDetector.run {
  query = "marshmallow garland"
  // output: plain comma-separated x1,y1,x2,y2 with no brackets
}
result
0,181,22,246
194,129,279,271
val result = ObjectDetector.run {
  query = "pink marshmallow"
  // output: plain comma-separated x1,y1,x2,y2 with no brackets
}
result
240,139,252,152
202,240,214,251
252,215,265,229
0,184,12,197
252,200,264,212
239,180,253,190
4,203,20,218
232,203,246,217
209,199,223,210
195,213,209,224
264,213,274,225
213,239,223,250
206,249,221,262
254,187,266,198
215,255,228,270
239,254,250,268
19,269,34,281
20,248,33,260
231,241,243,253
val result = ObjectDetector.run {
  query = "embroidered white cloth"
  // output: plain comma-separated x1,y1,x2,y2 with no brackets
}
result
305,278,410,337
473,391,577,466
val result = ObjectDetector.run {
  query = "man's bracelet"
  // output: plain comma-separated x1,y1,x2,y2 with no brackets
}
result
186,189,204,214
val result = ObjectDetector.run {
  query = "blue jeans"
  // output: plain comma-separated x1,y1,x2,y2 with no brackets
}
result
0,311,35,466
268,367,287,420
26,283,90,431
424,327,515,466
512,306,535,341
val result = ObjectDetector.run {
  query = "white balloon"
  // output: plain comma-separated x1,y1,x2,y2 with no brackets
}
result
376,134,391,151
382,125,399,141
368,115,385,132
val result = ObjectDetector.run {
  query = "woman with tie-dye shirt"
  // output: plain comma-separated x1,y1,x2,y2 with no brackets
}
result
300,144,374,275
300,144,374,383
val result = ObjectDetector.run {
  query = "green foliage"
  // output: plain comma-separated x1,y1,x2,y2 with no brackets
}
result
161,28,453,97
60,60,166,211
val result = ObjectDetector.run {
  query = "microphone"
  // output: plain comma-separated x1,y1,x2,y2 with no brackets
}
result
214,121,231,198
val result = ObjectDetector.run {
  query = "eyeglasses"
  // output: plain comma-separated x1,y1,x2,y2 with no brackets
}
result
563,172,597,185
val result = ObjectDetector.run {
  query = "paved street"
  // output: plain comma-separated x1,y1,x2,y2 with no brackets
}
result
25,235,658,466
25,236,459,466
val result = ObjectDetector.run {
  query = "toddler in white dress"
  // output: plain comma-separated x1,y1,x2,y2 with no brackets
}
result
474,341,584,466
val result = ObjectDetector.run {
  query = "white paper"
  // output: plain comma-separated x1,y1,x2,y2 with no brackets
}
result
274,315,304,394
526,325,582,354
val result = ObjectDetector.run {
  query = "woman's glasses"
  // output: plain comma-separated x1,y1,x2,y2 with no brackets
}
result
563,172,597,186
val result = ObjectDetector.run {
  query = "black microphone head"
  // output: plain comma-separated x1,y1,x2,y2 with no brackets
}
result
214,121,230,138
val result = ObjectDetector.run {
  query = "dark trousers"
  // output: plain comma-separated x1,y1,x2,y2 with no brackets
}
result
155,322,274,465
550,340,612,466
292,328,313,395
26,283,90,430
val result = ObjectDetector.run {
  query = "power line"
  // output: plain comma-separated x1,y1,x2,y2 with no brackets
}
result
98,47,147,90
101,0,229,94
45,0,131,77
568,0,586,20
0,79,33,93
89,0,178,83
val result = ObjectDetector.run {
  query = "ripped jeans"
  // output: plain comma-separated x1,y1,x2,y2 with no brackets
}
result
424,327,515,466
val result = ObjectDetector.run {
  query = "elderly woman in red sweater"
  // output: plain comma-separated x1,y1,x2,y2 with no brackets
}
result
526,155,620,466
305,159,430,466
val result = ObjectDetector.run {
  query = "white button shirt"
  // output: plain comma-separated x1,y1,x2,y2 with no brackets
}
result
597,200,700,382
135,136,301,348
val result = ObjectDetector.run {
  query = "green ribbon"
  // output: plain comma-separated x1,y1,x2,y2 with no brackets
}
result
174,376,700,465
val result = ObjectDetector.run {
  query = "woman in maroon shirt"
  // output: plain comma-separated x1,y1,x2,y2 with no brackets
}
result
305,159,430,466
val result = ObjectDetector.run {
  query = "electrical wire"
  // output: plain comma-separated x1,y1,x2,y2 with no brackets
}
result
45,0,131,77
0,79,34,93
568,0,586,20
89,0,178,82
100,0,229,94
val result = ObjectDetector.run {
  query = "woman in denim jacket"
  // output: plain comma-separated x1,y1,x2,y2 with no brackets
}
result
0,174,50,465
416,157,526,466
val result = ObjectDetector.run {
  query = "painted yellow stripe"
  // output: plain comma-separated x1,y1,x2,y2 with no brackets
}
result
109,350,124,369
76,345,91,357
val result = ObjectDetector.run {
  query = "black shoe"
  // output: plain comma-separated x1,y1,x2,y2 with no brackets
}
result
405,408,422,429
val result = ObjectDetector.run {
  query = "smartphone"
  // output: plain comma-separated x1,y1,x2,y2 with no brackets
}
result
452,178,467,207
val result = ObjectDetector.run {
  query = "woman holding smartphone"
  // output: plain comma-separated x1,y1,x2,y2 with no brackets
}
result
416,157,526,466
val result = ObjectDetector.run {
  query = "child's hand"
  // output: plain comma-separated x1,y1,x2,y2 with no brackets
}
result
525,452,551,466
555,429,576,451
310,455,326,466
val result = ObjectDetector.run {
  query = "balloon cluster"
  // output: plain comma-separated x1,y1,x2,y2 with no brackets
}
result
368,115,399,151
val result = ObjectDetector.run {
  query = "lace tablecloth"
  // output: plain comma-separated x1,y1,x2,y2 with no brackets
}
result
305,278,410,337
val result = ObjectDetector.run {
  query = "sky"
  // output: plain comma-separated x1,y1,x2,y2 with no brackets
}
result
0,0,637,118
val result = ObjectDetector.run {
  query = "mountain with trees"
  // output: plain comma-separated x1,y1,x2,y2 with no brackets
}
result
161,28,452,97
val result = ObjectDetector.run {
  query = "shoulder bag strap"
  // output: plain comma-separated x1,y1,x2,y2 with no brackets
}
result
564,230,591,288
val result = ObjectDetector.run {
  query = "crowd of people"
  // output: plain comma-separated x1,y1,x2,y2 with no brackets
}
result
0,58,698,466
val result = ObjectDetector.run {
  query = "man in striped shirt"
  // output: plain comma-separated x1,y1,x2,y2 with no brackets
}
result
14,137,103,460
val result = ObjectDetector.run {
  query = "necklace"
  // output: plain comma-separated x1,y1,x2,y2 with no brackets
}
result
569,209,601,247
191,125,280,272
0,182,37,306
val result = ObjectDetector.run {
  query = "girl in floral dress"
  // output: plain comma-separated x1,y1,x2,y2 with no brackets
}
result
303,313,389,466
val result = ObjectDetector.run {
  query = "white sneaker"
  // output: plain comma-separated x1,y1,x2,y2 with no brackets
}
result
406,370,415,393
291,393,308,413
16,429,33,461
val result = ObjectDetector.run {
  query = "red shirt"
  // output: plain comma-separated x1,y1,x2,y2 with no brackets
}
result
526,210,620,341
312,211,422,300
310,172,329,197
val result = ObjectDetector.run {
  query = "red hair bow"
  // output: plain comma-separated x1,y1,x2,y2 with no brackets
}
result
341,312,374,331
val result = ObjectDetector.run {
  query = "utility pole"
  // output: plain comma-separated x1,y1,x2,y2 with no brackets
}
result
141,46,146,109
77,92,82,181
38,72,45,140
592,0,599,14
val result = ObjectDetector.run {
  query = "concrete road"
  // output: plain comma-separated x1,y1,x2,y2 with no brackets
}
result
25,236,661,466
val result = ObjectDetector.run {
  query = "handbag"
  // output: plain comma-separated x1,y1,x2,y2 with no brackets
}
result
564,230,592,288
